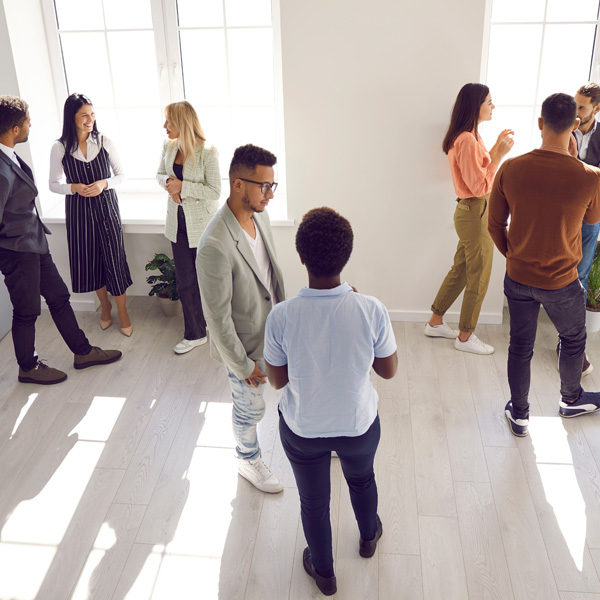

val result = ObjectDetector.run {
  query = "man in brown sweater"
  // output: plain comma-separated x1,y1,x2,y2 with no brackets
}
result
489,93,600,437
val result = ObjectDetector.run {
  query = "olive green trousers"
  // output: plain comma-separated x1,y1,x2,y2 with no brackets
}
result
431,194,494,333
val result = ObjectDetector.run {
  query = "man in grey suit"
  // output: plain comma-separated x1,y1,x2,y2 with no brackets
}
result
197,144,284,493
0,95,121,384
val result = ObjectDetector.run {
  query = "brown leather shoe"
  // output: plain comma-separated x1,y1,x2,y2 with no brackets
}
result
18,361,67,385
74,346,122,370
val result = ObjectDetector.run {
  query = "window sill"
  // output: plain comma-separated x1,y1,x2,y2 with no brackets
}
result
41,192,294,233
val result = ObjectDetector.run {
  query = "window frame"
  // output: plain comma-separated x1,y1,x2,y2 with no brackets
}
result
38,0,290,224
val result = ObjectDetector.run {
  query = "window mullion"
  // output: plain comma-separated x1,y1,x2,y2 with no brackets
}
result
158,0,184,101
40,0,68,110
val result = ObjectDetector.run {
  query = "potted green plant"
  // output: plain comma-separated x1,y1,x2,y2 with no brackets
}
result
586,242,600,333
145,253,182,317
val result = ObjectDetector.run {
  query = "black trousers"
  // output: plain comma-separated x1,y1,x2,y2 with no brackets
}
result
0,249,91,370
279,412,381,574
171,206,206,340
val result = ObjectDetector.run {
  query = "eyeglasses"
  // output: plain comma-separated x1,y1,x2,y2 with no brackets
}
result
238,178,278,194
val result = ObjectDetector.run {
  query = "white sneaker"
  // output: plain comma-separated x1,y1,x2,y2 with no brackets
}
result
173,337,207,354
238,457,283,493
454,334,494,355
424,321,459,339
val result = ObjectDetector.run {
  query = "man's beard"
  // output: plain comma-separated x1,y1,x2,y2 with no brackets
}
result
242,191,261,213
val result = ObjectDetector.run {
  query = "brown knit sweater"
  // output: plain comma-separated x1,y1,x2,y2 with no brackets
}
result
489,149,600,290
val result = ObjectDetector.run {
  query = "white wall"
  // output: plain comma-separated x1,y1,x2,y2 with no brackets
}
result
274,0,504,323
2,0,506,323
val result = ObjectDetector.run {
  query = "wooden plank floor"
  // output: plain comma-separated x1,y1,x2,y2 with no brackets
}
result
2,298,600,599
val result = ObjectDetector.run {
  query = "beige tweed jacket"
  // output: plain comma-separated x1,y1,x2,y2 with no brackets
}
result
156,140,222,247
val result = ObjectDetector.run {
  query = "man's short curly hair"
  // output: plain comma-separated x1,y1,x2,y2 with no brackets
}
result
295,207,353,277
229,144,277,180
0,95,28,136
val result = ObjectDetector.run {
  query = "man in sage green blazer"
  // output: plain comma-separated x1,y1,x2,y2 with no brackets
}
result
196,144,285,493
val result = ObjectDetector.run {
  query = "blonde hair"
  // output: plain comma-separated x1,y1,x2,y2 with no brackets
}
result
164,101,206,167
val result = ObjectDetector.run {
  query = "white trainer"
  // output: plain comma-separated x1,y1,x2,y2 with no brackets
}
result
454,334,494,355
238,457,283,493
424,321,459,339
173,337,207,354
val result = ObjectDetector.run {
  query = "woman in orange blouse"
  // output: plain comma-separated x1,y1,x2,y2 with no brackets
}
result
425,83,514,354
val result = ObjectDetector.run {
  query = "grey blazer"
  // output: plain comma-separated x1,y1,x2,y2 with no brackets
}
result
196,203,285,380
0,150,48,253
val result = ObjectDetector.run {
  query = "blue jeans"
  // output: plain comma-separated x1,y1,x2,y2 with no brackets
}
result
279,412,380,574
578,221,600,292
504,274,585,419
227,359,266,461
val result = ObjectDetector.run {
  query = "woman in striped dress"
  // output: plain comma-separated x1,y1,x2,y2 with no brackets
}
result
50,93,133,336
157,101,221,354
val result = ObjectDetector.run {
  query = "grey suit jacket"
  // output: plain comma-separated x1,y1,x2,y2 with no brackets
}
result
0,150,48,253
196,203,285,380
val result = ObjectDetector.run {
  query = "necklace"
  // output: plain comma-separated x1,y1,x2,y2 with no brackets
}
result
541,144,569,152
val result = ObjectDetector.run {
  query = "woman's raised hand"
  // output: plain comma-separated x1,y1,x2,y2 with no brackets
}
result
495,129,515,157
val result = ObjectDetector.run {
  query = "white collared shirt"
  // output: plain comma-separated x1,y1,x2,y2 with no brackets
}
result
574,119,598,161
0,142,20,166
49,134,124,195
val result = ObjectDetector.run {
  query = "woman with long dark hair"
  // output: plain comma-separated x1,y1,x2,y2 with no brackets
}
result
157,101,221,354
425,83,514,354
49,93,133,335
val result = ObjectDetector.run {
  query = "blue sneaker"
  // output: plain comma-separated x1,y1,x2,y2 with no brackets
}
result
504,402,528,437
559,391,600,418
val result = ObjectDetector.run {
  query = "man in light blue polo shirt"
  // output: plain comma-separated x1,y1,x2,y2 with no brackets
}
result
264,207,397,596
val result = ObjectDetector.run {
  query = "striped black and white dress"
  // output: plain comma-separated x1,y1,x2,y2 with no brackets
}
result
61,136,132,295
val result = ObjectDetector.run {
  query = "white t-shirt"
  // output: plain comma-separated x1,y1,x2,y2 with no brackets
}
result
243,219,275,301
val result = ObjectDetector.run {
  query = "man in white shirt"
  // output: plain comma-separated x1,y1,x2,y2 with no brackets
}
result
196,144,285,493
0,95,121,384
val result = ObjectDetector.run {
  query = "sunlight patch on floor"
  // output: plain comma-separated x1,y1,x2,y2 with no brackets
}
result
529,416,586,571
10,393,38,438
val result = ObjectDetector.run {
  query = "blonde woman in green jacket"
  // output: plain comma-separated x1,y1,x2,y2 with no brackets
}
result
157,101,221,354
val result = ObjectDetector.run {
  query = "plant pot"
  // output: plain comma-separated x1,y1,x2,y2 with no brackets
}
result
157,295,182,317
586,308,600,334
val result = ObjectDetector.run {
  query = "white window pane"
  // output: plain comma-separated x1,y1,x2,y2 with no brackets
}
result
546,0,599,22
231,108,276,157
198,107,232,174
228,29,274,105
107,32,161,107
491,0,545,22
54,0,105,30
180,30,229,105
93,107,118,143
537,25,596,103
487,25,542,105
60,33,114,106
481,107,537,159
177,0,224,27
225,0,272,27
116,108,165,179
103,0,153,29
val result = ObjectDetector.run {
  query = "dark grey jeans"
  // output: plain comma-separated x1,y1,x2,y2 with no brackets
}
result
504,273,585,419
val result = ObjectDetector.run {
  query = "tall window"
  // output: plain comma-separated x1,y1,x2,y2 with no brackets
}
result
483,0,600,155
42,0,287,220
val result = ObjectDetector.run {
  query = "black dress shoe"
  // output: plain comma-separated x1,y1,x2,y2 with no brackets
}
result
302,547,337,596
359,515,383,558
